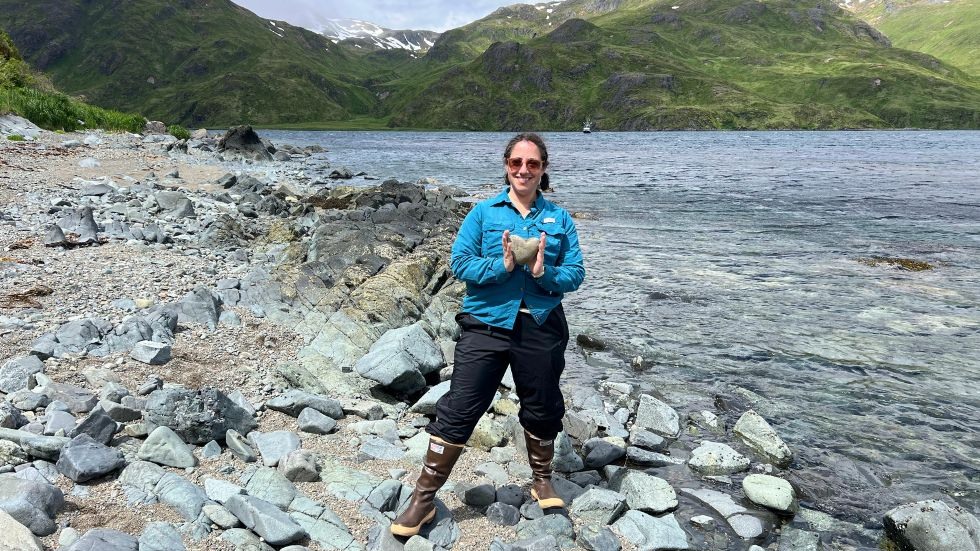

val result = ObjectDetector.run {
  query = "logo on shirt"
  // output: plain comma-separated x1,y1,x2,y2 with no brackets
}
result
543,217,556,224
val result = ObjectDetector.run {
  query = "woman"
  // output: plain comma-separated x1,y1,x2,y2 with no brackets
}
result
391,132,586,537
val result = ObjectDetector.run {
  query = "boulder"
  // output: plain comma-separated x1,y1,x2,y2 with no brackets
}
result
138,522,186,551
55,434,126,482
609,470,677,514
266,390,344,419
355,322,445,394
129,341,172,365
0,475,64,536
250,430,301,467
743,474,796,513
138,426,197,468
218,125,273,161
297,408,337,435
62,528,138,551
144,388,257,444
225,494,306,546
0,356,44,394
634,394,679,437
733,410,792,467
612,510,690,550
688,441,750,475
0,509,44,551
884,499,980,551
569,488,627,526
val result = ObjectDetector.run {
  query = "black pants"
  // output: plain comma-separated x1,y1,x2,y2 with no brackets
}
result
427,305,570,445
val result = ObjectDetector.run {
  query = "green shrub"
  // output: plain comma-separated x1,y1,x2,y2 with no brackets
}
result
6,134,24,141
167,124,190,140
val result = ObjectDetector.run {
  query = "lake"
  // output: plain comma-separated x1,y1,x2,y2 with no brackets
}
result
262,129,980,541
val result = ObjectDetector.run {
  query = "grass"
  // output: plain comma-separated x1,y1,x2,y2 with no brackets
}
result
873,0,980,76
167,124,190,140
0,86,144,132
265,116,399,131
6,133,23,140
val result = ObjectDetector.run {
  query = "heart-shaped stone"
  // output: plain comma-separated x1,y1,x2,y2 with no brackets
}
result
509,235,539,265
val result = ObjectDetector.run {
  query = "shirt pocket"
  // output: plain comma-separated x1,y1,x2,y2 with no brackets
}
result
537,225,566,265
481,221,511,258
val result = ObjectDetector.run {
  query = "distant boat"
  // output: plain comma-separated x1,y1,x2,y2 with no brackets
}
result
582,119,593,133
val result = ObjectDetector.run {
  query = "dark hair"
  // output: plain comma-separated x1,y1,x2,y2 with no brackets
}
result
503,132,550,191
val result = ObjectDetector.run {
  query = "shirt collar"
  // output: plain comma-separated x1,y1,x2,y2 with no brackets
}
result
492,186,545,213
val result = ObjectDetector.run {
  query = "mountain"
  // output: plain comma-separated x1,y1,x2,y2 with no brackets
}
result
844,0,980,76
1,0,978,129
0,0,401,126
313,18,440,53
384,0,980,129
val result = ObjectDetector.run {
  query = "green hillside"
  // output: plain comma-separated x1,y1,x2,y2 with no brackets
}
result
0,0,406,126
847,0,980,76
386,0,980,129
1,0,978,129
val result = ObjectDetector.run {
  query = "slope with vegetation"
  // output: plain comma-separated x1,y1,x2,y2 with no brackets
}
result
0,0,978,130
845,0,980,76
0,29,143,132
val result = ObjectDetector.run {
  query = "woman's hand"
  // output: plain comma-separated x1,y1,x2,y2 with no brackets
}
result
531,232,546,278
502,230,516,272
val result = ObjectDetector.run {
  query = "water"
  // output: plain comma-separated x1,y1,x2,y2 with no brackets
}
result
265,130,980,532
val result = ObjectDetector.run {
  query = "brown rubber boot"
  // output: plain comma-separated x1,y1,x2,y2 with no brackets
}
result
525,430,565,509
390,435,464,537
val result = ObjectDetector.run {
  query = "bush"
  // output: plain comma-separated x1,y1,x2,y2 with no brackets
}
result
167,124,190,140
6,134,24,141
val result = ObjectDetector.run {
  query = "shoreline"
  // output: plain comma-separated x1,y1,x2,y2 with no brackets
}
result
0,122,975,551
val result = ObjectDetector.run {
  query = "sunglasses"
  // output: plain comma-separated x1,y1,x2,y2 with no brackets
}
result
507,157,544,172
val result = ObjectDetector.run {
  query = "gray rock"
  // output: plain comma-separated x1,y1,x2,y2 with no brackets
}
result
250,430,301,467
569,487,627,526
201,440,221,459
562,410,599,442
225,494,307,546
56,207,99,244
278,450,320,482
475,461,509,486
176,287,221,330
884,499,980,551
408,380,451,415
43,225,66,247
55,434,126,482
634,394,679,438
0,357,44,394
245,467,297,510
139,426,197,468
467,414,508,451
130,341,172,365
99,400,143,423
456,480,496,507
43,410,76,436
344,399,386,421
226,429,257,462
319,456,383,502
612,510,690,550
743,474,796,512
69,407,118,445
266,389,344,419
139,522,186,551
144,388,257,445
354,322,444,394
155,472,209,521
118,461,166,494
38,381,97,413
577,525,621,551
365,479,402,513
0,439,28,466
688,441,750,476
552,431,584,473
487,502,521,526
203,503,241,529
297,408,337,435
0,403,29,429
582,437,626,469
629,428,669,452
289,509,360,551
514,514,575,549
358,436,405,461
155,191,195,218
7,392,45,414
0,475,65,536
63,528,138,551
204,478,245,504
219,528,275,551
680,488,766,539
349,419,400,443
733,410,792,467
609,470,677,514
551,476,586,506
778,527,822,551
625,446,684,467
0,508,44,551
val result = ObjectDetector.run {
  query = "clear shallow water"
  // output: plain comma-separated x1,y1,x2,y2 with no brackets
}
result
265,130,980,528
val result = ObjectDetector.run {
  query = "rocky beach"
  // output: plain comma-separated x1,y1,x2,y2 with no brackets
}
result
0,118,977,551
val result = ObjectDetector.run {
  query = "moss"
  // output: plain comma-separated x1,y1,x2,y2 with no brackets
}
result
262,219,299,244
858,256,935,271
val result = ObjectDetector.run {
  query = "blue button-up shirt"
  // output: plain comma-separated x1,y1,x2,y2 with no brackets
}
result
450,187,585,329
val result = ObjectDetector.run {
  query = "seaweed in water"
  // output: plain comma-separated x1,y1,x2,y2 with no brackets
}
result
857,256,934,271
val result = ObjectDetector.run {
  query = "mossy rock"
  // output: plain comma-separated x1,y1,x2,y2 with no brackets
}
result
263,219,299,244
858,256,934,271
